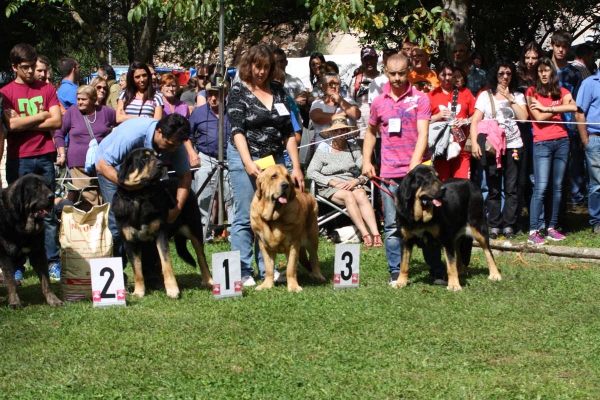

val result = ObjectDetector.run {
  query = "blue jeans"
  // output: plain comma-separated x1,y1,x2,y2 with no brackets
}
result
97,174,123,260
568,129,587,205
227,145,285,279
381,178,445,277
529,137,569,231
585,135,600,228
6,154,59,265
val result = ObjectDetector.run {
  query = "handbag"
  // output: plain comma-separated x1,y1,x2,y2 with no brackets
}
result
83,113,98,175
465,91,500,157
428,88,459,161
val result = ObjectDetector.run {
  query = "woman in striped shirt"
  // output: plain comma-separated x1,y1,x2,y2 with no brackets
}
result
116,61,163,123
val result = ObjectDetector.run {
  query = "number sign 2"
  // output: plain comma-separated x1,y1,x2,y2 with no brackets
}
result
90,257,126,307
212,251,242,299
333,244,360,289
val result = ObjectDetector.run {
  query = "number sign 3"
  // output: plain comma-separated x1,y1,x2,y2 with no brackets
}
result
333,244,360,289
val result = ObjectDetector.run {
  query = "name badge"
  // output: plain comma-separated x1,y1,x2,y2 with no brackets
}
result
274,103,290,116
389,118,402,133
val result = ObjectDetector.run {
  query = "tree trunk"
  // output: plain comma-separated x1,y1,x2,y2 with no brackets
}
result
442,0,469,59
135,12,159,63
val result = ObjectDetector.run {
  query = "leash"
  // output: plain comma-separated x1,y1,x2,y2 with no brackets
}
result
370,175,395,198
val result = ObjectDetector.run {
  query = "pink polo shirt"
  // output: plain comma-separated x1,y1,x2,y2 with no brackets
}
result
369,82,431,178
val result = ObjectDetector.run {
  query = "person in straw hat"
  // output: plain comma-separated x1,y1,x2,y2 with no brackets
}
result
307,117,382,247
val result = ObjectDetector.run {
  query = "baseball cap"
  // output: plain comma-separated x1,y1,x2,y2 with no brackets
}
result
361,47,377,59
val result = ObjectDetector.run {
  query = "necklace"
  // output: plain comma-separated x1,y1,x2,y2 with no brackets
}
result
86,110,97,124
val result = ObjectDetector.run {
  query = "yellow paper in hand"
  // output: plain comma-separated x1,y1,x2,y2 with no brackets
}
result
255,155,276,170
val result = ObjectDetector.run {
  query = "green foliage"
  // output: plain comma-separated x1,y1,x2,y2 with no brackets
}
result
305,0,452,50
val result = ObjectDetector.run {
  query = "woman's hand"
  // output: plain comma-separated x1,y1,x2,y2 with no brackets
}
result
55,154,66,167
336,179,358,190
528,98,546,112
432,109,453,122
244,160,262,177
471,141,482,160
291,167,305,192
497,86,512,100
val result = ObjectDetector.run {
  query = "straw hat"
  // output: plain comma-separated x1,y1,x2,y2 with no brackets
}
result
320,118,358,140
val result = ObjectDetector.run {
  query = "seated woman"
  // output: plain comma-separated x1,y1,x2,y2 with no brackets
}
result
307,118,381,247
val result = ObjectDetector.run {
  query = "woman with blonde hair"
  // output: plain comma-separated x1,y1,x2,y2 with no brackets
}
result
90,76,109,106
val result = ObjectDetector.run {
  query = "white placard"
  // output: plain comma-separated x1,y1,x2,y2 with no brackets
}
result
212,250,242,299
274,103,290,116
333,243,360,289
388,118,402,133
90,257,127,308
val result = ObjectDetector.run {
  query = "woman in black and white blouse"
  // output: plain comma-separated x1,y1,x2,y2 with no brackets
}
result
227,44,304,286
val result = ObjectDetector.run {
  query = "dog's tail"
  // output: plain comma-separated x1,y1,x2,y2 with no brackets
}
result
174,236,196,267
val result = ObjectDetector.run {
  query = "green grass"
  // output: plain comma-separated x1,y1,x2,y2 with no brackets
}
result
1,239,600,399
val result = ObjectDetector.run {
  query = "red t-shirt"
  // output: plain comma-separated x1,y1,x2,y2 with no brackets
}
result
0,80,59,159
525,86,570,143
428,86,475,143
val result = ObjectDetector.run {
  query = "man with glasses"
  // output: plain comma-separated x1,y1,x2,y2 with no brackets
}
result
97,65,121,110
195,64,216,107
0,43,63,285
57,57,80,110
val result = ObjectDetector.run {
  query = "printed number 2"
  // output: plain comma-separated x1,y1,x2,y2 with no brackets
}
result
341,251,353,281
223,259,230,290
100,267,115,299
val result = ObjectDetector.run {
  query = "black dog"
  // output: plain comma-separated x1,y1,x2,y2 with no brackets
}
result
0,174,63,308
112,148,212,298
394,164,501,291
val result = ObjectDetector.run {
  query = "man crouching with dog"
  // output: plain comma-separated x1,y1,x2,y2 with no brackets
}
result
95,114,192,271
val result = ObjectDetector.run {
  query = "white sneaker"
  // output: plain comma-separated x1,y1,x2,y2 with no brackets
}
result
275,270,287,284
241,275,256,287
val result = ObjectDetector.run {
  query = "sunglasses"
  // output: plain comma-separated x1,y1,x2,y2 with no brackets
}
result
197,75,207,80
498,71,512,76
327,82,341,88
96,85,108,90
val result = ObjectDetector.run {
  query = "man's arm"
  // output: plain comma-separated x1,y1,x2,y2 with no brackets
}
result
0,123,5,188
409,119,429,171
3,104,62,132
576,108,589,148
168,171,192,224
362,123,378,178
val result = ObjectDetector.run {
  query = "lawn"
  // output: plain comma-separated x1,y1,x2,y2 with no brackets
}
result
1,237,599,399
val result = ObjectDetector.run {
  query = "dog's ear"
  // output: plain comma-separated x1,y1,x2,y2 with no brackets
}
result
396,172,415,221
117,152,133,185
8,179,24,217
287,171,296,201
255,171,265,200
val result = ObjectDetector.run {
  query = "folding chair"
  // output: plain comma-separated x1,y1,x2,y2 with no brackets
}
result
310,180,375,227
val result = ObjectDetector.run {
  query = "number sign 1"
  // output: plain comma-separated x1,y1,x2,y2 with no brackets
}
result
90,257,126,307
212,250,242,299
333,243,360,289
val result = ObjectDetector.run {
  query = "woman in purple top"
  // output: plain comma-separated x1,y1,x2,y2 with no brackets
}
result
160,73,199,167
55,85,117,210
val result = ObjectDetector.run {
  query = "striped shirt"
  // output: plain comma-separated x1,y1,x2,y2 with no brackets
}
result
118,91,164,117
369,83,431,178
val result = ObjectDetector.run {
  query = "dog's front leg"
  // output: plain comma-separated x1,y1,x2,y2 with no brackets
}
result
1,256,23,309
394,242,413,288
29,248,63,306
125,242,145,297
188,233,212,287
156,232,180,299
255,240,276,291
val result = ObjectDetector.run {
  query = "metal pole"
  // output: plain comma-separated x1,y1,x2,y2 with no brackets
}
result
217,0,225,226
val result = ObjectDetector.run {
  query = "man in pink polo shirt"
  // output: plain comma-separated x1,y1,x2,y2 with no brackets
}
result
363,54,446,286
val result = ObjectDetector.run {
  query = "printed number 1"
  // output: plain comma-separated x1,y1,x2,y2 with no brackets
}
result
341,251,353,281
223,259,230,290
100,267,115,299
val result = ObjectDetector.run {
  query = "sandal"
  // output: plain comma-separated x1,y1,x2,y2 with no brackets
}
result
362,234,373,247
373,235,383,248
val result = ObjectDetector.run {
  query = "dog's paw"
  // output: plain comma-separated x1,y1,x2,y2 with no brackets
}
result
47,294,64,307
166,288,180,299
447,284,462,291
255,282,273,291
201,277,213,288
8,301,22,310
392,280,407,289
133,290,146,298
310,272,326,281
488,273,502,281
287,284,303,293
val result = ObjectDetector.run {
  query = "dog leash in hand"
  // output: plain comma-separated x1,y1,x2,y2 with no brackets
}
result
370,175,395,198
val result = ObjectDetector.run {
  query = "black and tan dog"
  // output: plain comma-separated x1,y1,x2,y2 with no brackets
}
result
0,174,63,308
250,165,325,292
112,148,212,298
394,164,501,291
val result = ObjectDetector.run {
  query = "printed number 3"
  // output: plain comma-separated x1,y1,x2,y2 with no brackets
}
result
100,267,115,299
341,251,352,281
